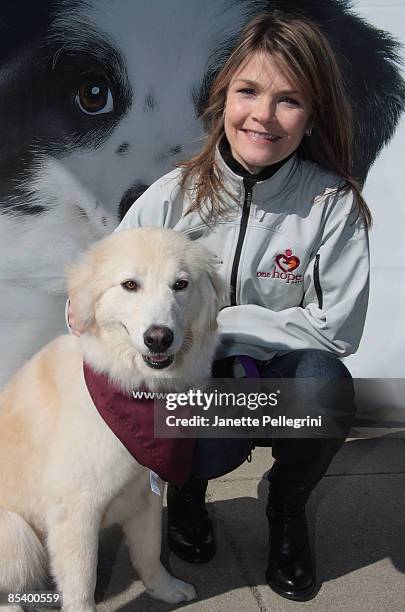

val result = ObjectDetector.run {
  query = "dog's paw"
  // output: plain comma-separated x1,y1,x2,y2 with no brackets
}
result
147,575,197,603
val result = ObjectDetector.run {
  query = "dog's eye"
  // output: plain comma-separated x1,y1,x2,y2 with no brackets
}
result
173,279,188,291
121,280,139,292
75,74,114,115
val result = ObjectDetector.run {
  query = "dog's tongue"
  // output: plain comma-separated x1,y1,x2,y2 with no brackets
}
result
149,354,168,362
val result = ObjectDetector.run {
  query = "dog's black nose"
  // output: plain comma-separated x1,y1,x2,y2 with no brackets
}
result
119,182,150,220
144,326,174,352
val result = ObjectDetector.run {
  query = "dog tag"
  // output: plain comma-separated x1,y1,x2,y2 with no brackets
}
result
149,470,161,495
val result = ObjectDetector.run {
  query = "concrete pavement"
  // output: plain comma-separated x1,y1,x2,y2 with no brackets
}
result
93,430,405,612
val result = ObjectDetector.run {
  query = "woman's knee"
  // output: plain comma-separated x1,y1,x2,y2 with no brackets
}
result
263,349,356,431
266,349,352,380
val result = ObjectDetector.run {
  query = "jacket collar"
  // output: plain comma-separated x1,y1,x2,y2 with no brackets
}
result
218,136,293,180
215,138,300,203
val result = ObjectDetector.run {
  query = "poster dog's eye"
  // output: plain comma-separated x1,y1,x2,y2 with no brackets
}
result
75,75,114,115
173,279,188,291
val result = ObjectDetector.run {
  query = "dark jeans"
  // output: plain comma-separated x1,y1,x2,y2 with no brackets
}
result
191,349,356,482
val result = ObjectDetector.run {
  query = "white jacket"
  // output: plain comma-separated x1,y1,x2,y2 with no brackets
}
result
116,150,370,362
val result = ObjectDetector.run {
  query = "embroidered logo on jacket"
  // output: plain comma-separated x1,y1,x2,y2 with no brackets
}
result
257,249,303,285
275,249,300,272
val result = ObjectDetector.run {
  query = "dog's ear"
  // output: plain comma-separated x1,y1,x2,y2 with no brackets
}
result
197,262,227,332
66,253,99,333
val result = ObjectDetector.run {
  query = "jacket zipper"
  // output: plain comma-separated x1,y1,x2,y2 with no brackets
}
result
230,177,256,306
313,254,323,309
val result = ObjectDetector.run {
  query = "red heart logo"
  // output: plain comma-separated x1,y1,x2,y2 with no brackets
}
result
276,249,300,272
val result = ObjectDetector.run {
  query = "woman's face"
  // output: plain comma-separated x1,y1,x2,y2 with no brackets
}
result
224,52,311,173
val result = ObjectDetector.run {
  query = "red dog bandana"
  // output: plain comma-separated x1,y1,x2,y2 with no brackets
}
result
83,362,195,487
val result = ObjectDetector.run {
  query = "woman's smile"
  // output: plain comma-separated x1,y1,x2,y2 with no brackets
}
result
242,130,280,142
224,52,311,173
242,129,282,142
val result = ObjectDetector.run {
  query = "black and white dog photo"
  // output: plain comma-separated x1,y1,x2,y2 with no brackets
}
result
0,0,404,386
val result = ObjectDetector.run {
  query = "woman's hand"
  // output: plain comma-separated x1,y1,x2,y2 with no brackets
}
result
67,300,82,337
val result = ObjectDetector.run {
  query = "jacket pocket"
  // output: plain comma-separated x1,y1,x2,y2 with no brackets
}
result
313,254,323,309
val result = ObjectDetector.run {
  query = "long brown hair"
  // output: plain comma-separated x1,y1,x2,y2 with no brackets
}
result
179,11,372,227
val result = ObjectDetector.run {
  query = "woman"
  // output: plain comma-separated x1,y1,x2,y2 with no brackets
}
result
70,11,370,602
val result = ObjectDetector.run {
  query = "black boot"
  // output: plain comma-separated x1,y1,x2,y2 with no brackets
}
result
167,477,216,563
265,439,344,601
266,485,315,601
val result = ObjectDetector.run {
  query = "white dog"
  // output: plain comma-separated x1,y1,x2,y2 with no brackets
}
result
0,228,223,612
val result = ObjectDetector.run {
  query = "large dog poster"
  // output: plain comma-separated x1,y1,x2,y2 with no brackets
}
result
0,0,404,417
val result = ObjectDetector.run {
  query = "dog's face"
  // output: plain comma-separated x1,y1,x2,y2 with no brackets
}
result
68,228,223,387
0,0,245,236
